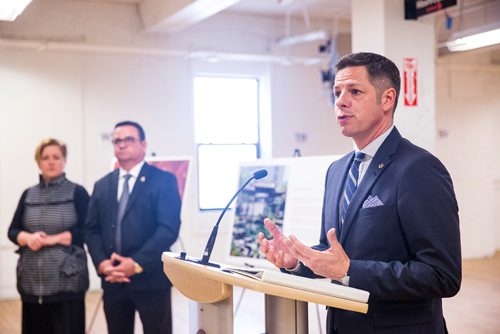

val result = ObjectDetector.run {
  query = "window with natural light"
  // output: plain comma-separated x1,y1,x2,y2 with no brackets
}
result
193,76,260,210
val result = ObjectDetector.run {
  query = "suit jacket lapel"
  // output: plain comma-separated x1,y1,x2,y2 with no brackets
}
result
122,163,150,219
329,154,354,240
109,170,119,223
340,128,402,243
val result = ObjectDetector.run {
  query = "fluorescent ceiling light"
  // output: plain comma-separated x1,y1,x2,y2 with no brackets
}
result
0,0,32,21
446,28,500,52
278,30,328,47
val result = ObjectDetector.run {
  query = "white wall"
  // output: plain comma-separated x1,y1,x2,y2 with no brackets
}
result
352,0,436,152
435,51,500,258
0,50,87,297
0,1,350,298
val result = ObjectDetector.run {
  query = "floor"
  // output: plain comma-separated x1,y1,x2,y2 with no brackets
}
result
0,252,499,334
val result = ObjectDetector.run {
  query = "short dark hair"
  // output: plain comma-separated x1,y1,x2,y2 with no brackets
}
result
114,121,146,141
335,52,401,112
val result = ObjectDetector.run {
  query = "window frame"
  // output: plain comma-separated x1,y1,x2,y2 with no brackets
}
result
193,74,263,211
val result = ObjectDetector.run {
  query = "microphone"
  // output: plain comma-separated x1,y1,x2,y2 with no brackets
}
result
177,169,268,268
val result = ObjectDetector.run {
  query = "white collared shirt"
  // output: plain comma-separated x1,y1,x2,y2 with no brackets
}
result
356,125,394,185
117,161,145,201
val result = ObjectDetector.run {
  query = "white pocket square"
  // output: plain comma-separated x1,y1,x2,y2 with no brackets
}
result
362,195,384,208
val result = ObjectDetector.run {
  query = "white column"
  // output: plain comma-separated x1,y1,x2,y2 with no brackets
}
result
351,0,436,152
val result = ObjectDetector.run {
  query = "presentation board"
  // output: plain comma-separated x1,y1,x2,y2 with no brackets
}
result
226,155,341,269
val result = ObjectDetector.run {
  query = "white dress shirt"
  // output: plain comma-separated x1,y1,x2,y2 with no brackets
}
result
117,161,145,201
356,125,394,185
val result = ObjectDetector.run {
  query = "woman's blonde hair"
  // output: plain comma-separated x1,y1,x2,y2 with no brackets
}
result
34,138,67,163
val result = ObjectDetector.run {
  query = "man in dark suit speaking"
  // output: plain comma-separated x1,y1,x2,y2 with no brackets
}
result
85,121,181,334
258,53,461,333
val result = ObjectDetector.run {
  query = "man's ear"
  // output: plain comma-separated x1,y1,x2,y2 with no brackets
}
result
382,88,396,113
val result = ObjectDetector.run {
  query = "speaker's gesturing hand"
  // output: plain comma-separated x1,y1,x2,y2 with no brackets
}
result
258,218,298,270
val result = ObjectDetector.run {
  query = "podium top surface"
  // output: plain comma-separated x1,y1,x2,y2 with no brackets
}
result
162,252,368,314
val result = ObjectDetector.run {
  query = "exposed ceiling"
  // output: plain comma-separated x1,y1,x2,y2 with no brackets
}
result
227,0,350,20
6,0,500,59
77,0,499,49
435,0,500,57
132,0,350,34
77,0,351,21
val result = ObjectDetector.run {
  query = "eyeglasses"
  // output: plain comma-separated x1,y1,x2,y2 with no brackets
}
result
112,136,140,146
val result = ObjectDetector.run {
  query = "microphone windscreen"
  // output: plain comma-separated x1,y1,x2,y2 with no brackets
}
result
253,169,268,180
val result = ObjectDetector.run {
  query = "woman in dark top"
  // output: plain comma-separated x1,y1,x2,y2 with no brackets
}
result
8,138,90,334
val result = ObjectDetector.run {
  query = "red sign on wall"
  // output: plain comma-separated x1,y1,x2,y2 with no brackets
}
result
403,58,417,107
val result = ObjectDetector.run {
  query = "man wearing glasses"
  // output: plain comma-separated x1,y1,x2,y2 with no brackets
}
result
85,121,181,334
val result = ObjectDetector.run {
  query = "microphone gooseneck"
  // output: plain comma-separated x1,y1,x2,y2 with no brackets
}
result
198,169,267,267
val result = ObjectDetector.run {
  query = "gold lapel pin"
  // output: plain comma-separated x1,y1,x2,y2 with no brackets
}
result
378,163,384,169
140,176,146,182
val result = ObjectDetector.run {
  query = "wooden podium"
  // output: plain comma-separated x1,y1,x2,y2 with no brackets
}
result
162,252,368,334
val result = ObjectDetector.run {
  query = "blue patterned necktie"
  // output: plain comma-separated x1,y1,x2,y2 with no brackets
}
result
340,152,366,225
115,174,131,254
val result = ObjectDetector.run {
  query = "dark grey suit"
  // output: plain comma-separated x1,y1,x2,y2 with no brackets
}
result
85,163,181,334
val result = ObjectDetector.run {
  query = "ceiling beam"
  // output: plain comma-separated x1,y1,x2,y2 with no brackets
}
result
139,0,242,33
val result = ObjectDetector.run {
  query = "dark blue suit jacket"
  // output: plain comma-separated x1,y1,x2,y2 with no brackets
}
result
295,128,461,333
85,163,181,292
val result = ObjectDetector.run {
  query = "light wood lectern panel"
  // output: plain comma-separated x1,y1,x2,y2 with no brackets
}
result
162,252,368,333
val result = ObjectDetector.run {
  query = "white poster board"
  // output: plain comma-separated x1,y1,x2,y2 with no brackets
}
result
225,155,341,269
